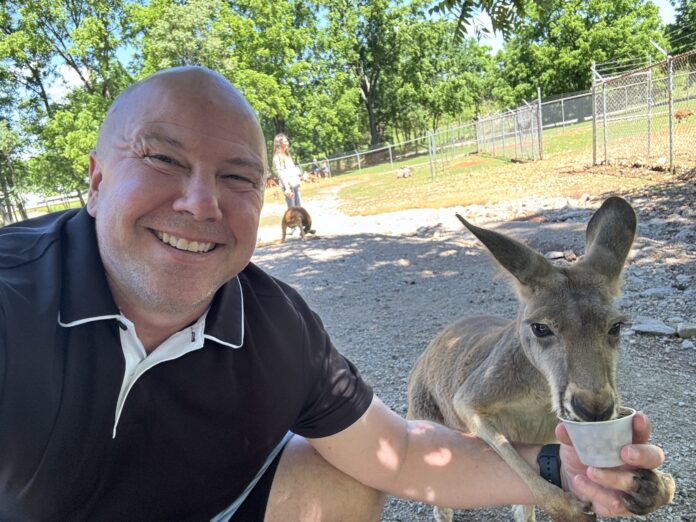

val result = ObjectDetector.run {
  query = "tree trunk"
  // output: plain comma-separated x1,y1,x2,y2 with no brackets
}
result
360,76,380,146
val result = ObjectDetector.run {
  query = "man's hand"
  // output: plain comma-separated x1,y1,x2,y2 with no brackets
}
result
556,411,674,517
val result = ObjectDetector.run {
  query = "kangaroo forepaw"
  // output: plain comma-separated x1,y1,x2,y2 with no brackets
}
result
621,469,676,516
542,489,596,522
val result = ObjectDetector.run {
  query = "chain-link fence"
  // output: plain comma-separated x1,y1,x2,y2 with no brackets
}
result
593,49,696,170
475,97,543,161
297,121,478,180
540,89,593,129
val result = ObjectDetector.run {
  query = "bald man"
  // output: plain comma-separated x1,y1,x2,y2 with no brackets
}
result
0,68,671,521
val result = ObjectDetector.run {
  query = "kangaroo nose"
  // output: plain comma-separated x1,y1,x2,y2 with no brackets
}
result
571,395,615,422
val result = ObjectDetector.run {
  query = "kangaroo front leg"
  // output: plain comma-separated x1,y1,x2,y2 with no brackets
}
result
455,406,595,522
622,469,675,515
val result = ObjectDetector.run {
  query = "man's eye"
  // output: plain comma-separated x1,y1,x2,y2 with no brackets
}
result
147,154,176,165
222,174,258,188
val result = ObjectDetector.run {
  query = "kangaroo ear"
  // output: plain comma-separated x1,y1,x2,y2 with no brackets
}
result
582,197,637,282
456,213,555,287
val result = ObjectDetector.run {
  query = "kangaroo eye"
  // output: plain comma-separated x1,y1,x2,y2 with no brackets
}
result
608,322,622,336
531,323,554,338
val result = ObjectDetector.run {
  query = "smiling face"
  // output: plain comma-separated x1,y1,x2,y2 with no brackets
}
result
87,68,267,320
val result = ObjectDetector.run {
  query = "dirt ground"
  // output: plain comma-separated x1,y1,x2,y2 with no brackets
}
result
253,167,695,521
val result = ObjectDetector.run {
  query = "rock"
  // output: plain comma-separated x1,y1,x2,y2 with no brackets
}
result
639,287,674,298
632,318,676,336
563,250,577,261
675,228,696,242
557,210,590,221
646,217,667,226
677,323,696,338
544,251,565,260
681,340,695,349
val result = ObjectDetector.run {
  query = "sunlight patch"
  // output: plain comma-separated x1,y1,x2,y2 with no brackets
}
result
304,247,357,261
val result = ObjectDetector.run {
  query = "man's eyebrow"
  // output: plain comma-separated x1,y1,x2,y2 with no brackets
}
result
141,131,186,150
222,156,264,172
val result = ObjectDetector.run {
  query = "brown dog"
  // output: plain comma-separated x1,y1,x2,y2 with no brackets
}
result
281,206,315,243
675,108,693,123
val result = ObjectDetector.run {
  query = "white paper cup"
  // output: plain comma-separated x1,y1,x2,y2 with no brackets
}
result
561,407,636,468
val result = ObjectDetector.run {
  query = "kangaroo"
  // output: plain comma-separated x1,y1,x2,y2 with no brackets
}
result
407,197,675,522
281,206,315,243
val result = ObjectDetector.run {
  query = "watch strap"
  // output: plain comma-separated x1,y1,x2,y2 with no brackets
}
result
537,443,562,488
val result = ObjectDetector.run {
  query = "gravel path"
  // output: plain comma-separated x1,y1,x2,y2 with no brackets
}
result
253,172,695,521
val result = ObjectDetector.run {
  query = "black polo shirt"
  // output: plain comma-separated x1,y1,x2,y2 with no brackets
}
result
0,209,373,521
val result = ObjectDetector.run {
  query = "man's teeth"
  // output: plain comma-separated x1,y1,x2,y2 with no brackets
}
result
155,231,215,253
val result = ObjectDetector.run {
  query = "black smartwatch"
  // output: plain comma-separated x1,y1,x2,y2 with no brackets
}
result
537,443,562,488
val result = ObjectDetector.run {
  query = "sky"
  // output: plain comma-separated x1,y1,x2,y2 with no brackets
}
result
471,0,677,52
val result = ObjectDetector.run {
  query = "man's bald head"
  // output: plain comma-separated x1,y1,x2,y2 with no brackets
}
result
86,66,268,325
96,66,267,169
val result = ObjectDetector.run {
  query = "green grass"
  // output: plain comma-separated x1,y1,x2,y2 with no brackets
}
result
26,199,84,214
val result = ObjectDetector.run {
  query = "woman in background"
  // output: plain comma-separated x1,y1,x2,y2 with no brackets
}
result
272,133,302,208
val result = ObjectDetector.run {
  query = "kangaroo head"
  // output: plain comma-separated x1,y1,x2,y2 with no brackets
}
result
456,197,637,422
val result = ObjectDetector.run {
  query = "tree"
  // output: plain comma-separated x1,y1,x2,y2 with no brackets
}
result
128,0,332,155
1,0,131,199
380,16,512,138
323,0,404,146
499,0,667,101
0,120,29,224
431,0,544,39
667,0,696,53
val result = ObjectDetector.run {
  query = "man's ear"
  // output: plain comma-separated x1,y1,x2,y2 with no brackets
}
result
86,151,102,217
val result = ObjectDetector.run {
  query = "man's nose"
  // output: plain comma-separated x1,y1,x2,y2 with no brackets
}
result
172,172,223,222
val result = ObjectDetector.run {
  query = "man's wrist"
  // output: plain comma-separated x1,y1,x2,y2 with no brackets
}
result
537,443,563,489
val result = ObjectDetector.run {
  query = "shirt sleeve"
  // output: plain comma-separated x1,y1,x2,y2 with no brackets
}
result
289,295,374,439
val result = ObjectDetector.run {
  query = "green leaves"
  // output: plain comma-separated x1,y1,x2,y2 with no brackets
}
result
500,0,667,101
430,0,534,39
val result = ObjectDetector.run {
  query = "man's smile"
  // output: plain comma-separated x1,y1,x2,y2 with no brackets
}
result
154,230,216,253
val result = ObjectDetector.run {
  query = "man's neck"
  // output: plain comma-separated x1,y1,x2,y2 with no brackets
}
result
129,311,205,354
112,294,210,354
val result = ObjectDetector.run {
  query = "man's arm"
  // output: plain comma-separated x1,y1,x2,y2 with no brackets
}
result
309,396,666,516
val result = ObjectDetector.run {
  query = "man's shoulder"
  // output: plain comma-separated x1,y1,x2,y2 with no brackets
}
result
0,210,80,269
239,262,303,302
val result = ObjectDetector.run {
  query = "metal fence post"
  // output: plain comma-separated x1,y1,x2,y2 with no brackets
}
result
602,80,608,165
355,150,361,172
513,110,520,159
592,62,597,166
668,55,674,172
561,98,566,128
647,55,652,158
387,142,393,169
427,131,436,182
537,87,544,160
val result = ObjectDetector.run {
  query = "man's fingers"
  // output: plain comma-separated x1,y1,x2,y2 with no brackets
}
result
632,411,651,444
620,443,665,469
586,466,639,492
555,423,572,445
572,475,630,518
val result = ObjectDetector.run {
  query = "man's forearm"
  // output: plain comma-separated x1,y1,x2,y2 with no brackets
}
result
389,419,542,509
311,398,543,510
